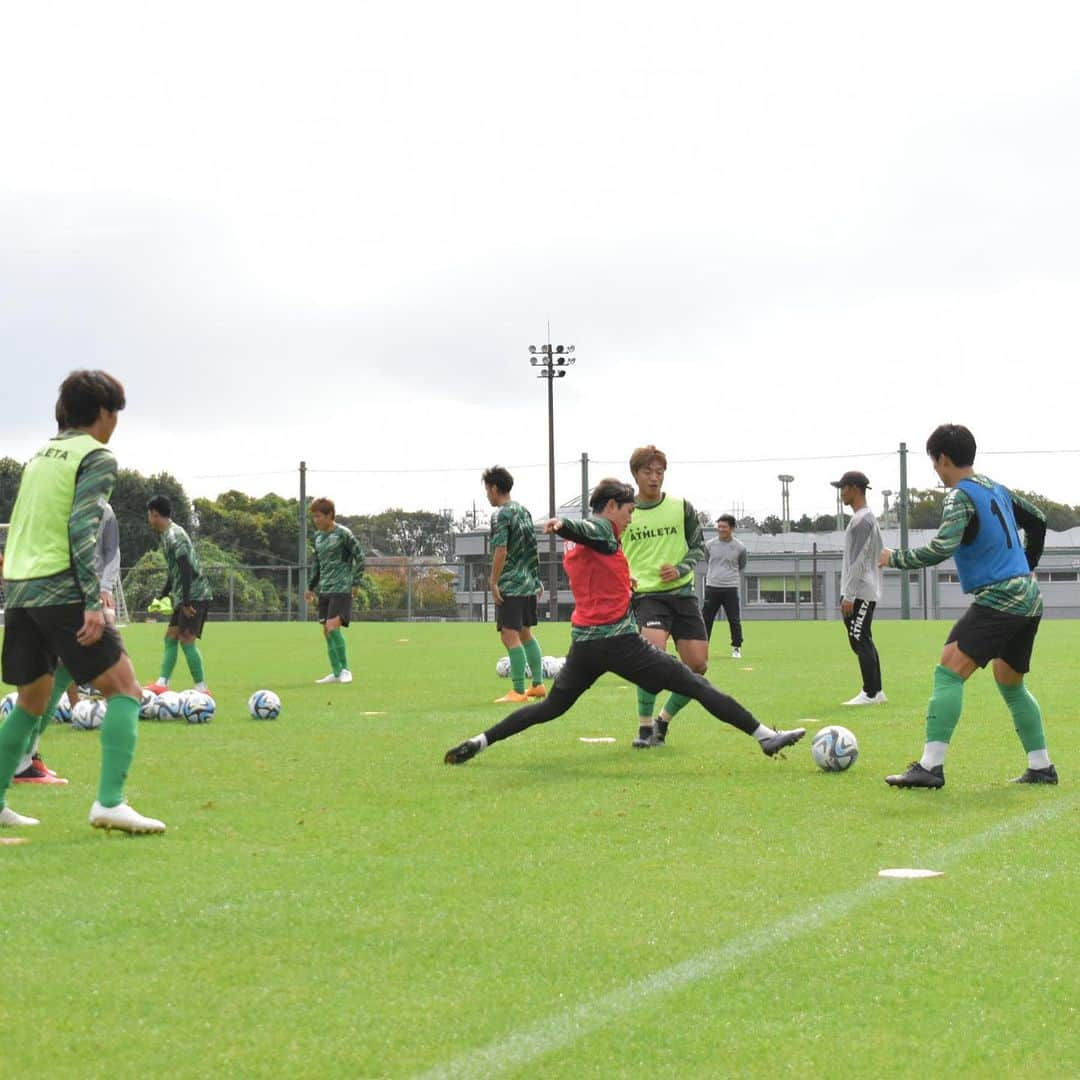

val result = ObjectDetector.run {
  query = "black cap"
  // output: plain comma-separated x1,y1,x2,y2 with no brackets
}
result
831,470,871,490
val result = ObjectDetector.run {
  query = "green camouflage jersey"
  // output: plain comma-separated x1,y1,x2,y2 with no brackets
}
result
490,500,541,597
2,438,115,610
309,522,366,594
161,522,213,605
622,494,705,598
887,476,1045,616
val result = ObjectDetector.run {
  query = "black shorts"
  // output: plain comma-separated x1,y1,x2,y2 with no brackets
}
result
496,594,538,632
1,604,126,687
632,593,707,642
169,600,211,638
946,603,1040,673
318,593,353,627
555,632,707,698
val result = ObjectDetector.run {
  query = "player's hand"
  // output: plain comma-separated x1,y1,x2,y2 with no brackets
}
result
542,517,562,533
305,590,315,603
490,582,503,605
76,608,105,646
181,604,196,618
659,563,680,582
630,577,639,591
101,590,115,610
840,598,854,616
879,548,892,568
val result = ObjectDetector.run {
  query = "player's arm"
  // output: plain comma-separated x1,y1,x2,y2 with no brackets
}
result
306,541,321,599
1011,492,1047,570
672,501,706,577
489,545,508,603
348,530,367,591
882,489,971,569
70,451,116,613
554,516,619,554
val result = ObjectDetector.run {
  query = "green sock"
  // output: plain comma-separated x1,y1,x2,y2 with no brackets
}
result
925,665,965,744
523,638,544,686
97,695,139,808
25,667,71,757
325,634,341,676
636,687,657,721
508,646,527,693
181,642,205,683
1,704,42,803
329,629,348,674
161,637,179,680
661,692,693,719
997,681,1046,752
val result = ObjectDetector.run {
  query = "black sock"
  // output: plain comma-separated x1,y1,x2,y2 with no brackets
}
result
656,718,669,738
638,724,653,741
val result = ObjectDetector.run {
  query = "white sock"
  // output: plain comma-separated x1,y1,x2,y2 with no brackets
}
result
751,724,776,743
195,681,209,692
16,753,33,773
1027,748,1051,770
30,735,41,755
920,741,949,769
474,733,488,750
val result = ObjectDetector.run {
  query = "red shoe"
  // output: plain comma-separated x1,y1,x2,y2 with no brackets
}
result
31,754,59,778
13,762,69,785
146,682,169,694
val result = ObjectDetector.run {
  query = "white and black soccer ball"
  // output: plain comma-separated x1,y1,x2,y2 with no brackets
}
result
811,725,859,772
248,689,282,720
54,692,73,723
542,656,565,679
495,656,511,678
155,690,183,721
138,688,159,720
182,690,216,724
0,691,17,719
71,698,106,730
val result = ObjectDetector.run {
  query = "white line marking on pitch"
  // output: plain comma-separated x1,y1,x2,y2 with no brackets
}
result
417,796,1076,1080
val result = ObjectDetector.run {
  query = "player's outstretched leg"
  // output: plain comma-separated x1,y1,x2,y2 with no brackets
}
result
445,685,582,764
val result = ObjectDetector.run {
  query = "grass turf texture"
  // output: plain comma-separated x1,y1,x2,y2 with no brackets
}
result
1,620,1077,1079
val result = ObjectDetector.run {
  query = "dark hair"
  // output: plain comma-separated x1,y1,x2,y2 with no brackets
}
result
926,424,976,468
482,466,514,495
57,370,126,429
589,477,636,513
310,497,335,517
717,514,736,528
629,445,667,475
147,495,173,519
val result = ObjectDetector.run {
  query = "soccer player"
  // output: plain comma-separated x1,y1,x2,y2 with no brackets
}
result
702,514,747,658
305,497,366,684
483,465,546,704
12,502,123,786
146,495,213,695
0,370,164,832
880,424,1055,789
622,445,708,748
444,478,805,765
833,470,886,706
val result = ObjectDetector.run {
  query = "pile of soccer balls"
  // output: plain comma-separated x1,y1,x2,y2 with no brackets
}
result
495,655,566,679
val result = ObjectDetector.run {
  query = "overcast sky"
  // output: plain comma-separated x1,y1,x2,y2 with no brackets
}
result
3,2,1079,527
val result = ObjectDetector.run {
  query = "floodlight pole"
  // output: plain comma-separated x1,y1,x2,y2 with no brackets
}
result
298,460,307,622
529,338,576,622
778,474,794,533
898,442,911,619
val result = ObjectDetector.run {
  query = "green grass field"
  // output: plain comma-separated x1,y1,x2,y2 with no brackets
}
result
1,619,1077,1079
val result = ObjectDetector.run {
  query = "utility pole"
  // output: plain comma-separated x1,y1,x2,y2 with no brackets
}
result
898,443,910,619
777,474,794,533
529,335,576,621
298,460,307,622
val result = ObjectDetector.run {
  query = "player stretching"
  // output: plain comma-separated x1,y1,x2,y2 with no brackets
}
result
444,479,804,765
882,424,1055,789
146,495,212,695
306,498,365,684
0,370,164,832
623,445,708,748
483,466,546,704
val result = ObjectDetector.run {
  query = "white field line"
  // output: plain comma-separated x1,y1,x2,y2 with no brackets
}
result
417,795,1076,1080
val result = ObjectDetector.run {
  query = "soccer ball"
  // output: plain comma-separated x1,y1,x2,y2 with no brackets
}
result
54,692,73,723
138,688,159,720
182,690,215,724
0,691,16,719
155,691,183,721
248,689,282,720
495,656,511,678
71,698,106,730
811,725,859,772
542,656,565,679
